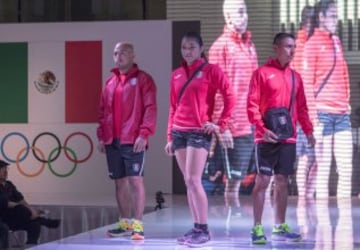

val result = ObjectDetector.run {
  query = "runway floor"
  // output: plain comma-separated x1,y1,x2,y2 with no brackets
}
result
8,195,360,250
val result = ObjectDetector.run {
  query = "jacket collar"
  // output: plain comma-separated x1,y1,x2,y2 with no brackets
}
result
223,25,252,44
111,64,139,80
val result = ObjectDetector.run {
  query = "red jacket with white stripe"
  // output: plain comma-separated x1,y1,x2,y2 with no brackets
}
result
247,58,313,144
97,64,157,145
302,28,350,115
167,58,234,141
209,27,258,137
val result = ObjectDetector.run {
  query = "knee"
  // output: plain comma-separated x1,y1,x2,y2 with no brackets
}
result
184,176,201,190
274,175,288,189
254,175,271,190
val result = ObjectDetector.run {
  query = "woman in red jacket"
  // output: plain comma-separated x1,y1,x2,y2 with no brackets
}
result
165,32,234,247
292,5,317,198
302,0,352,198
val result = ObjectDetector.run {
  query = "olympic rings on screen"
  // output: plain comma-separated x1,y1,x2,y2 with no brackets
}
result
48,146,77,178
1,132,30,163
64,132,93,163
32,132,61,163
0,131,94,178
16,146,46,178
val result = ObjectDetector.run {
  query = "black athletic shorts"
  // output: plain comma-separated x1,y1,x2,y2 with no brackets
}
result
105,139,145,179
255,142,296,176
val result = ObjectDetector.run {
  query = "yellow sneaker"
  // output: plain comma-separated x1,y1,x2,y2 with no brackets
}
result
107,218,132,237
131,219,144,240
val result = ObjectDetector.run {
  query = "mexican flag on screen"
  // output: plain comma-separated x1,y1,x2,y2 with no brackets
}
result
0,41,102,124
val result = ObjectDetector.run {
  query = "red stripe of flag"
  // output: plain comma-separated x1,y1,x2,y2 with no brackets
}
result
65,41,102,123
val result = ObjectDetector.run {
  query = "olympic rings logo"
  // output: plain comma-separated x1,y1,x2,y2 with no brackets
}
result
0,131,94,178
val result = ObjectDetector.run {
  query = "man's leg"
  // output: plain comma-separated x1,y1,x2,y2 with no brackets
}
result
253,174,271,224
115,178,131,218
23,220,41,245
129,176,145,221
273,174,288,224
251,173,271,244
0,221,9,249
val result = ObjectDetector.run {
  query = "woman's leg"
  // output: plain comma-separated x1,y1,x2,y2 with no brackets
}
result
183,146,209,224
333,130,353,197
175,148,197,223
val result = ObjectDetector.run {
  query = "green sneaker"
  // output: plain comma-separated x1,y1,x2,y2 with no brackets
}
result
271,223,302,242
251,224,267,244
107,219,132,237
131,219,145,240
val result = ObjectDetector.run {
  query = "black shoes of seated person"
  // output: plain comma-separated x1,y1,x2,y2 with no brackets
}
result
37,217,61,228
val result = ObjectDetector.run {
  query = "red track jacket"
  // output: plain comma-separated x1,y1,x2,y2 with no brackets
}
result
247,58,313,143
97,64,157,145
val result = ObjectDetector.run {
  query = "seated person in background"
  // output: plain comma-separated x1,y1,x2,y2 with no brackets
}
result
0,190,9,249
0,159,60,245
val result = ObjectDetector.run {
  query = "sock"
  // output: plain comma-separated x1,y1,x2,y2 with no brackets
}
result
194,223,200,229
197,223,208,232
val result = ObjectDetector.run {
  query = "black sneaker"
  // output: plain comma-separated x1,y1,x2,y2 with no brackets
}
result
107,219,132,237
185,229,210,247
176,228,196,245
38,218,61,229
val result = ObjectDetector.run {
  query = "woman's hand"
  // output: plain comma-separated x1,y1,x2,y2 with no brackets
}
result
164,142,174,156
202,122,219,134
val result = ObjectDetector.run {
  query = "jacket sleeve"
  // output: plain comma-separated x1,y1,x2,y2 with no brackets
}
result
296,74,314,135
167,73,177,141
96,87,106,142
139,74,157,140
7,181,24,203
247,70,267,134
302,40,318,122
212,65,234,131
209,40,226,124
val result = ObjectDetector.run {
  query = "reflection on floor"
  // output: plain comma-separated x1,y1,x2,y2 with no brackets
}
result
8,195,360,250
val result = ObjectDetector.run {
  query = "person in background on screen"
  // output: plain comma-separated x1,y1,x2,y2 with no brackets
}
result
302,0,352,198
208,0,258,198
292,5,317,198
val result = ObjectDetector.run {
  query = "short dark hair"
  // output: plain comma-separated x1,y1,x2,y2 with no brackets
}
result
182,31,204,47
272,32,295,45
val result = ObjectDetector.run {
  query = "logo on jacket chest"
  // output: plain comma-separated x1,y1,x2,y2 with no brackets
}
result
130,78,137,86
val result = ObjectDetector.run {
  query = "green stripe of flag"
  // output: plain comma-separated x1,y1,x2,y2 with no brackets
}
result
0,43,28,123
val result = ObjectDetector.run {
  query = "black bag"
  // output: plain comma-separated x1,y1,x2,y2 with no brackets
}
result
263,71,295,140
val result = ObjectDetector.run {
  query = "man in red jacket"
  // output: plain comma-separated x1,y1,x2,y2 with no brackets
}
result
247,33,315,244
97,42,157,241
209,0,258,198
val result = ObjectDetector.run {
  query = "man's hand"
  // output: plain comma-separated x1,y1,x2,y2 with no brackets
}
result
8,201,18,208
97,141,105,153
218,129,234,149
306,133,316,148
133,137,147,153
263,129,278,143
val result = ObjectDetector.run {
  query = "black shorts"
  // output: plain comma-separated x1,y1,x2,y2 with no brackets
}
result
171,130,212,152
105,139,145,179
212,135,254,180
255,142,296,176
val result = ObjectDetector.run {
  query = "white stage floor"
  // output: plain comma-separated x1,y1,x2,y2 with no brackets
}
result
18,195,360,249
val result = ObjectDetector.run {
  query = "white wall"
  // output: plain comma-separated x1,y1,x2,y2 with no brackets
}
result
0,21,172,205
